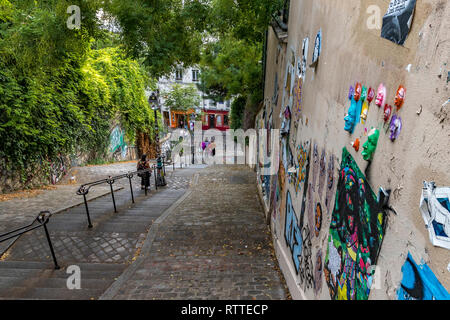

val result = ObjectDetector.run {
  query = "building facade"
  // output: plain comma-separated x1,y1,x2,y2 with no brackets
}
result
156,66,231,130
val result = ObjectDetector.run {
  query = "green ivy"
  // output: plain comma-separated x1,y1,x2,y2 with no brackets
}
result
0,2,156,172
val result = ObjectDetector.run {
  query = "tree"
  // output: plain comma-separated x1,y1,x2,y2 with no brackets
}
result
200,36,263,100
198,0,283,128
164,83,201,111
230,96,246,130
104,0,208,78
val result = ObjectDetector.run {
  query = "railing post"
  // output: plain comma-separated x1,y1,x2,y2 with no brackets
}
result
83,194,93,228
128,175,135,204
109,179,117,213
163,158,166,177
145,170,148,196
42,220,60,270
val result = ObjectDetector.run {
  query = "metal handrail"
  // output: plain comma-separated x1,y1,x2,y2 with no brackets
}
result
0,211,60,270
76,168,153,228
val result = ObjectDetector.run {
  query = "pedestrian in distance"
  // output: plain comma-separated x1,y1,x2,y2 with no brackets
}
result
209,136,216,158
137,154,151,190
201,138,209,164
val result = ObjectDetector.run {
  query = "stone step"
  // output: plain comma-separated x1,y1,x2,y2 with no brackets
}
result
0,261,126,271
0,267,124,280
0,286,105,300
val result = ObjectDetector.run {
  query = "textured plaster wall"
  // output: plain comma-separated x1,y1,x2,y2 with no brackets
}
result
256,0,449,300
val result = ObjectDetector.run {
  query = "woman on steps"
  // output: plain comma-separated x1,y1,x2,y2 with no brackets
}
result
137,154,151,190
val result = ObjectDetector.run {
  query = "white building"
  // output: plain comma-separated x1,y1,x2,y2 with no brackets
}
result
155,66,231,129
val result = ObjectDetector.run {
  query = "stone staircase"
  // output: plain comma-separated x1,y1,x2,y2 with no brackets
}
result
0,168,195,299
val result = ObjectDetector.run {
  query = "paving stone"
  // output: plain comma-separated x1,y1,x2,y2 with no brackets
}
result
0,164,198,299
106,165,288,300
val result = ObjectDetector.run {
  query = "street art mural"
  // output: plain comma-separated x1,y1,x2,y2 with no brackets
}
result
314,249,323,297
273,179,281,220
310,29,322,68
293,77,303,118
299,225,314,290
285,191,302,273
324,148,386,300
109,126,128,160
307,182,315,236
288,141,310,195
49,154,67,185
300,37,309,79
317,148,327,198
284,191,314,291
256,104,276,210
315,203,323,237
397,252,450,300
311,143,319,190
325,154,336,215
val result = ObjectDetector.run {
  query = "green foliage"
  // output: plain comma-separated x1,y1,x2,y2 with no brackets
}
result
230,95,246,130
0,1,156,171
0,0,282,178
208,0,283,44
163,83,201,111
79,47,157,159
104,0,206,78
199,0,283,128
200,36,263,100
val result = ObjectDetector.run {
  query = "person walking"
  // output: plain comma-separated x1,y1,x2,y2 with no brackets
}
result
209,136,216,160
137,154,151,190
201,138,209,164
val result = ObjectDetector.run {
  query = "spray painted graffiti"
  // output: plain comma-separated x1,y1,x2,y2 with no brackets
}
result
397,252,450,300
284,191,314,290
307,182,315,236
315,203,323,237
317,148,327,198
273,179,281,220
314,249,323,297
312,143,319,190
294,77,303,116
49,154,67,185
109,126,128,160
299,142,312,237
285,191,302,273
325,154,336,215
299,225,314,290
288,142,310,194
324,147,386,300
261,175,272,205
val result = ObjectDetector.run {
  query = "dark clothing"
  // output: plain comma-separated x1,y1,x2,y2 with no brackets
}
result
137,160,151,188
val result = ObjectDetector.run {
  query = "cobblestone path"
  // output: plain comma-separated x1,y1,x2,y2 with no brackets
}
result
0,166,200,299
102,165,288,300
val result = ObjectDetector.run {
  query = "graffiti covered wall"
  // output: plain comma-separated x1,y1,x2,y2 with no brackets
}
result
256,0,450,300
108,125,137,161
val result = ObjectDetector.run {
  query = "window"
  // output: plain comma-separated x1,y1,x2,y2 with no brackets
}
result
175,69,183,81
192,69,199,82
216,115,222,127
224,115,229,126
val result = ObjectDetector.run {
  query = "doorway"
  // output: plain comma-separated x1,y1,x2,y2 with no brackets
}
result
209,114,215,128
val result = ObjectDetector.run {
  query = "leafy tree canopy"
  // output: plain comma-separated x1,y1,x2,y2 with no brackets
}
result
104,0,208,78
0,1,157,170
163,83,201,111
198,0,283,128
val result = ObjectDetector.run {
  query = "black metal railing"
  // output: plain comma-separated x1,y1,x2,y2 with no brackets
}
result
76,168,154,228
0,211,60,269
